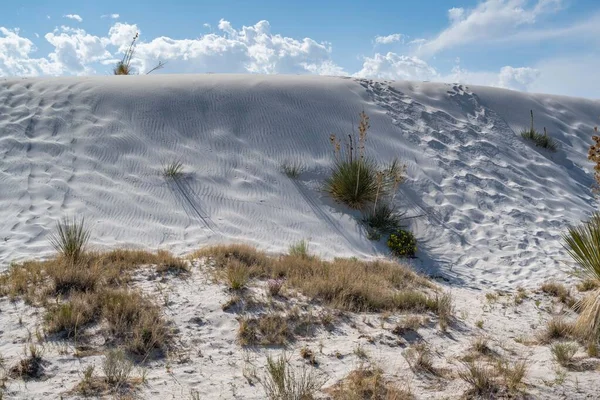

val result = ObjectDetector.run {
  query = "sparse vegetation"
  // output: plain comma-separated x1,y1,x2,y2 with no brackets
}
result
9,344,45,380
224,259,251,291
196,245,443,315
262,353,325,400
288,239,310,258
103,349,133,386
551,342,578,366
281,159,305,179
49,217,90,264
540,281,572,305
458,361,497,397
404,342,435,375
540,317,574,343
328,364,414,400
562,211,600,339
162,160,184,179
520,110,557,151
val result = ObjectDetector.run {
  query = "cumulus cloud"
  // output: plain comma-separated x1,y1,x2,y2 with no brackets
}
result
354,53,438,81
0,28,60,76
374,34,404,45
496,66,540,91
44,26,111,74
129,19,345,75
64,14,83,23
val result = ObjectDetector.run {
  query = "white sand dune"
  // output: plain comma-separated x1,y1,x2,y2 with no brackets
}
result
1,74,599,288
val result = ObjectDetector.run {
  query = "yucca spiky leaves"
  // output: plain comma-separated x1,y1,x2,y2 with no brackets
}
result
49,217,90,264
562,212,600,339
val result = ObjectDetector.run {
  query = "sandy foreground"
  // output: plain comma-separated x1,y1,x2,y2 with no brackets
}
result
1,74,600,398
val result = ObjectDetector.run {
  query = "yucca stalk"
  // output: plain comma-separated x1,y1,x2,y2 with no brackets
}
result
49,217,90,264
562,212,600,339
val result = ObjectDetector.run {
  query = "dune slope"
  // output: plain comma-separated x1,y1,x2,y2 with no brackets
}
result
1,74,599,288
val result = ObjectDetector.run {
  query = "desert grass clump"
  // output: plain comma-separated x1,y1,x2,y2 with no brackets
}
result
49,217,90,264
267,279,285,297
162,160,184,179
237,312,293,346
45,292,98,337
540,317,574,343
562,211,600,339
224,259,251,291
262,353,325,400
289,239,310,258
540,281,571,304
520,110,557,151
102,349,133,386
496,359,528,392
199,245,440,315
404,342,436,375
101,289,168,355
458,361,498,397
577,278,600,292
551,343,578,366
281,159,305,179
328,364,414,400
9,344,45,380
154,250,189,275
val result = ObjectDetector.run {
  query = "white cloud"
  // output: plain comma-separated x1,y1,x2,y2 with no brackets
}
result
44,26,111,74
417,0,564,57
448,7,465,23
0,28,60,76
354,53,438,81
129,19,344,75
496,66,540,91
374,34,404,45
64,14,83,23
101,14,120,19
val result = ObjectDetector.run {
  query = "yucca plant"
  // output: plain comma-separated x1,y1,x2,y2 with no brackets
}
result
49,217,90,264
562,212,600,339
114,33,139,75
163,160,184,179
520,110,557,152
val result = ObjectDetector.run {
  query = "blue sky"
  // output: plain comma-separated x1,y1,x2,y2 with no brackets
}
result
1,0,599,97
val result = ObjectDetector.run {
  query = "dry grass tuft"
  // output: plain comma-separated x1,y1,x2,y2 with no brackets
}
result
197,245,441,316
9,344,46,380
404,342,436,375
45,292,99,337
328,364,414,400
577,278,600,292
237,311,318,346
540,281,573,305
101,289,169,355
262,353,325,400
458,361,498,397
539,317,575,343
551,342,578,367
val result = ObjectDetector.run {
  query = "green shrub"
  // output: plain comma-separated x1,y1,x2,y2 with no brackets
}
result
387,229,417,258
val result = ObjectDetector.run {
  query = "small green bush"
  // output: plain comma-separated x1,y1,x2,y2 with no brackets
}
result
387,229,417,258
